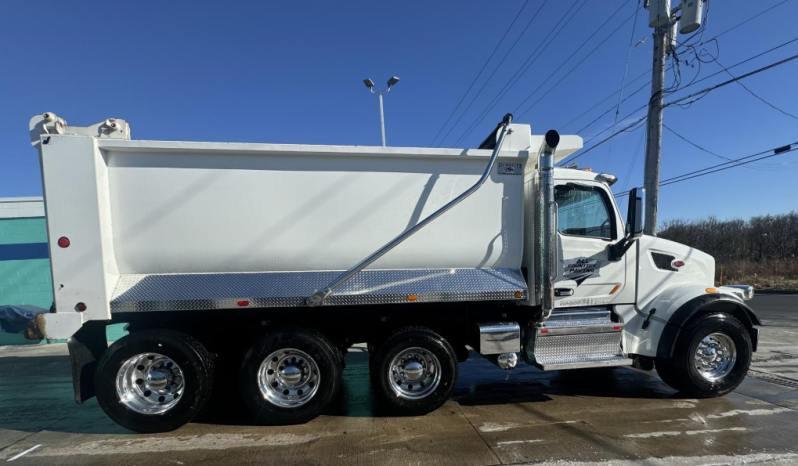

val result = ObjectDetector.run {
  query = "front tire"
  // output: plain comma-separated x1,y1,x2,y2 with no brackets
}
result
656,313,752,398
95,329,215,433
370,327,458,416
239,328,342,425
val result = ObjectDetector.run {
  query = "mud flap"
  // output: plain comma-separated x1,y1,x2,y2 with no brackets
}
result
67,321,109,404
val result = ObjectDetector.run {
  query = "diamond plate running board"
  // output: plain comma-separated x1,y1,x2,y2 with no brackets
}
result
109,268,527,313
529,309,632,371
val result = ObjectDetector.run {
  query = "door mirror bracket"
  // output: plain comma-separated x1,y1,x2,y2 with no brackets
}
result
609,187,645,261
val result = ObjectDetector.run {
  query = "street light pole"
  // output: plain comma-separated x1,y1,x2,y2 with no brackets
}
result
378,91,386,147
363,77,400,147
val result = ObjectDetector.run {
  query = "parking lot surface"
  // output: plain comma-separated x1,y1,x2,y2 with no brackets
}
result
1,294,797,465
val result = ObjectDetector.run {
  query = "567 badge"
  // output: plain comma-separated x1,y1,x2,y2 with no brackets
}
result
497,162,522,175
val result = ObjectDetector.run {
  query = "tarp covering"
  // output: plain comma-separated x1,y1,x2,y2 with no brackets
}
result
0,305,48,334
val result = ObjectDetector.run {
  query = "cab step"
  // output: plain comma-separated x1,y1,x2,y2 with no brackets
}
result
529,309,632,371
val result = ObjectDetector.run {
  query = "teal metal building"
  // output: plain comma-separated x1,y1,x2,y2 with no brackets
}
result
0,197,125,344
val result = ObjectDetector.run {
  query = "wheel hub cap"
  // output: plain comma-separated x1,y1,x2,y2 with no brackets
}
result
116,353,185,415
404,361,424,381
694,332,737,381
280,366,303,385
388,347,441,400
257,348,320,408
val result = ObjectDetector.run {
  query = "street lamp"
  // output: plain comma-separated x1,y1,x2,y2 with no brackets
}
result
363,76,399,147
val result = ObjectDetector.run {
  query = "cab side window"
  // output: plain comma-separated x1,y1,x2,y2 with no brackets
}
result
555,184,614,239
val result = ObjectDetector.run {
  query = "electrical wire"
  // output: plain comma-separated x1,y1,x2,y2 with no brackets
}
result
559,67,651,130
697,0,793,46
433,0,552,147
447,0,593,147
621,127,646,191
604,0,642,171
614,141,798,197
663,124,783,171
714,57,798,121
512,9,639,122
566,36,798,139
427,0,531,147
665,53,798,108
565,45,798,167
559,114,649,167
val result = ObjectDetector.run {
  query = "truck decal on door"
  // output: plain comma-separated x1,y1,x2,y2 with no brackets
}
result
562,258,603,286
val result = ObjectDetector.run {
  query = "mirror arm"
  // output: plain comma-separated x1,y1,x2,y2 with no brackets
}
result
609,235,635,261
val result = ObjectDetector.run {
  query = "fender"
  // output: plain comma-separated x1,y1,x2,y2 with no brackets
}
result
656,293,761,359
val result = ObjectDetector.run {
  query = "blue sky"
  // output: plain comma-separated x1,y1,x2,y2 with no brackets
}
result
1,0,796,225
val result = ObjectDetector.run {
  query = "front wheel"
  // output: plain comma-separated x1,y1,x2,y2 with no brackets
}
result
656,313,752,398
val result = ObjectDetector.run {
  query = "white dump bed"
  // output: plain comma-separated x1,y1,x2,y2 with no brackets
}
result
31,116,581,334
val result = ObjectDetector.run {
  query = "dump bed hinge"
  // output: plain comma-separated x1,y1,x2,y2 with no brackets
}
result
29,112,130,148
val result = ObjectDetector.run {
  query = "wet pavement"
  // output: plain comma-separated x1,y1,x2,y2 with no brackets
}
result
1,294,797,465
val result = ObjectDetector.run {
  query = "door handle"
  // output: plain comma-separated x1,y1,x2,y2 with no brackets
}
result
555,288,574,297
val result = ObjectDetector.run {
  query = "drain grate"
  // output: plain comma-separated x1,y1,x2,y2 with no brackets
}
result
748,370,798,389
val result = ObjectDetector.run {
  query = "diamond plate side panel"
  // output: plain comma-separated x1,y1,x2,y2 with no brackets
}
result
534,332,624,367
110,268,527,313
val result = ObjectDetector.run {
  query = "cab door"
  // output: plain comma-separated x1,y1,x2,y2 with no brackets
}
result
553,180,627,308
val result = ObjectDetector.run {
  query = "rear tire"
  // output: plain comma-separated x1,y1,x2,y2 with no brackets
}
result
370,327,458,416
656,313,752,398
239,328,341,425
95,329,214,433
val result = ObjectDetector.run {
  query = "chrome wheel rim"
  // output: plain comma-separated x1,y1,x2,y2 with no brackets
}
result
258,348,320,408
388,347,441,400
694,332,737,381
116,353,185,415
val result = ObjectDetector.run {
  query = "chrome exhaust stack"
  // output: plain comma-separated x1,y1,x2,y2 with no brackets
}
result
536,130,560,321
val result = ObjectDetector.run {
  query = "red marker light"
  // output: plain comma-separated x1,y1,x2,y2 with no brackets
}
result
613,325,622,330
75,302,87,312
237,300,250,307
57,237,70,248
672,260,685,268
540,329,549,334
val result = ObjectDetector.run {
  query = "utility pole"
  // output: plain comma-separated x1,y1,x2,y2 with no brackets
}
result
643,0,702,235
643,25,666,236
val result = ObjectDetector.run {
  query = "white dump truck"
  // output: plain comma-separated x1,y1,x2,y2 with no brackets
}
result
26,112,759,433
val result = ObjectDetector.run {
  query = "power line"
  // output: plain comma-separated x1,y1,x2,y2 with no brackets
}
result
565,44,798,166
697,0,793,45
663,124,782,171
433,0,551,147
559,67,651,130
448,0,591,147
559,114,649,166
567,35,798,138
665,53,798,108
427,0,531,147
604,0,642,171
614,141,798,197
513,4,639,119
454,0,636,148
714,57,798,121
621,127,646,191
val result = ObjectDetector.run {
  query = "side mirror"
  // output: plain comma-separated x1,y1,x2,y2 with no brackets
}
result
627,187,645,238
610,187,645,261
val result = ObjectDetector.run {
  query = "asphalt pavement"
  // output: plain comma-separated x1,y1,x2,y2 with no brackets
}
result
0,294,796,465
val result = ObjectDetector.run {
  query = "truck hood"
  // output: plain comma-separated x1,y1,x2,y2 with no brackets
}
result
638,235,715,287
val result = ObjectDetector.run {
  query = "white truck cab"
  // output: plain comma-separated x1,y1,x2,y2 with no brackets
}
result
26,112,759,433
